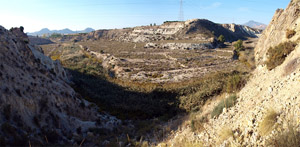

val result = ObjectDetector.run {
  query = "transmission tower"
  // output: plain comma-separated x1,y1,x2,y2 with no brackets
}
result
178,0,184,21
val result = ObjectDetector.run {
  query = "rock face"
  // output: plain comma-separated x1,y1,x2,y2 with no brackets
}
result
255,1,300,65
0,26,119,145
222,23,262,38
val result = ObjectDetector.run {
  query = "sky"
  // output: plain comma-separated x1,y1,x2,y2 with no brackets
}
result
0,0,290,32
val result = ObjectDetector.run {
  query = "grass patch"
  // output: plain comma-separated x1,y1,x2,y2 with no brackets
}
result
218,127,234,144
211,95,238,118
172,136,203,147
266,41,297,70
266,119,300,147
258,108,279,136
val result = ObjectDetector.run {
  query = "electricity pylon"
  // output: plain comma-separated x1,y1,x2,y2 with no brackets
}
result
179,0,184,21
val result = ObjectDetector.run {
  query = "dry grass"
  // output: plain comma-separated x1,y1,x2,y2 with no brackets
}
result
266,115,300,147
218,127,234,145
211,95,238,118
238,50,256,70
172,137,203,147
258,108,279,136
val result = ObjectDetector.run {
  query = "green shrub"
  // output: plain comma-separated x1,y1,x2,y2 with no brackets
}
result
233,40,245,59
286,29,296,39
211,95,237,118
218,35,225,43
20,26,24,32
233,40,245,53
266,41,297,70
225,73,244,93
49,33,63,38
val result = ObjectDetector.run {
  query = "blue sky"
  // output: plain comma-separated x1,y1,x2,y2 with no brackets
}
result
0,0,290,32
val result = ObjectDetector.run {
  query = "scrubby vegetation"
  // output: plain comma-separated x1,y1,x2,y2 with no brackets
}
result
238,49,256,69
218,35,225,44
49,33,63,38
266,119,300,147
218,127,234,145
211,95,238,118
266,41,297,70
233,40,245,59
42,37,251,144
179,71,247,112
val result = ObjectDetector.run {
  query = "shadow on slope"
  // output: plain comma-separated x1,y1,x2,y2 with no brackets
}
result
68,69,184,120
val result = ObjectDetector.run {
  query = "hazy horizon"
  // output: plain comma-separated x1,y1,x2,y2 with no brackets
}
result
0,0,290,32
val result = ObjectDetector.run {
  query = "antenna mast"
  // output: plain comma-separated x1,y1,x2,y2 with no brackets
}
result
179,0,184,21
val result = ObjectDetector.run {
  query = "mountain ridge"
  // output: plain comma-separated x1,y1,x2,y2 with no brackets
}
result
27,27,95,36
243,20,267,30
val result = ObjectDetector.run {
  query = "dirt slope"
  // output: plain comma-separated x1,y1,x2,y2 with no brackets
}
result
0,27,119,146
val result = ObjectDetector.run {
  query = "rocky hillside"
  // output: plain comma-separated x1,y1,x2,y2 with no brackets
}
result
0,26,119,146
28,36,54,45
162,0,300,146
52,19,261,45
85,19,261,43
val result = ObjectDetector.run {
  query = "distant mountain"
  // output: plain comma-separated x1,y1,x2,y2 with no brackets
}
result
243,20,267,30
27,28,95,36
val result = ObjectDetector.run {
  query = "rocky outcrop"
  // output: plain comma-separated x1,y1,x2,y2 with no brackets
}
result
0,26,120,146
255,1,300,65
222,23,262,38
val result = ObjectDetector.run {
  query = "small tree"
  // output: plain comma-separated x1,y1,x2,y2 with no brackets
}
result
218,35,225,43
154,23,156,26
233,40,244,52
20,26,24,32
233,40,245,59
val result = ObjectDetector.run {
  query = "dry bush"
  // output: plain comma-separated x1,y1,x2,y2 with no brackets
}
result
266,116,300,147
283,57,300,76
218,127,234,145
286,29,296,39
258,108,279,136
266,41,297,70
239,50,256,70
